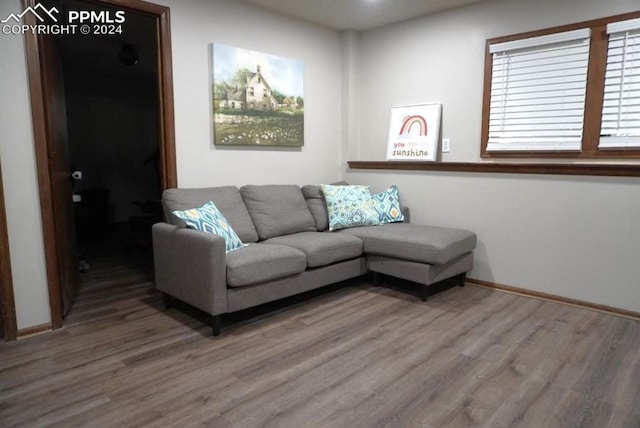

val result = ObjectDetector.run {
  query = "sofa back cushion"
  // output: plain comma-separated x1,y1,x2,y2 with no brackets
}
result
163,186,259,243
302,181,348,232
240,185,316,240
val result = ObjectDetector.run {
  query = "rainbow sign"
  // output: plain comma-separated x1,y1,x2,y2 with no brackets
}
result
399,115,428,137
386,103,441,162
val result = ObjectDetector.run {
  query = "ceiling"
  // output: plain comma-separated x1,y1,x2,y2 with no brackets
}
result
241,0,490,31
57,0,491,76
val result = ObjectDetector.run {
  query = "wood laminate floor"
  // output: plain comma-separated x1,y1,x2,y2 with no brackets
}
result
1,245,639,427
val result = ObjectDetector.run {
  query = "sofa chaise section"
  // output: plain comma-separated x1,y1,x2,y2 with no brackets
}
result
340,223,476,300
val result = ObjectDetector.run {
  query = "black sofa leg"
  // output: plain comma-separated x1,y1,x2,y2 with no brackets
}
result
162,293,174,310
458,273,467,287
211,315,221,336
420,284,429,302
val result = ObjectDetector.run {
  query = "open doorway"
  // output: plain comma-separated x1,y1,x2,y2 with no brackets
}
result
23,0,176,331
62,1,162,318
59,0,162,288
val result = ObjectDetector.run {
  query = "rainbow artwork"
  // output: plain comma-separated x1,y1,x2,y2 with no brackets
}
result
386,103,441,162
399,115,428,137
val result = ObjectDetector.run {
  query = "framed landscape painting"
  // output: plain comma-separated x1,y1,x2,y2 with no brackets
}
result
211,43,304,147
386,103,442,161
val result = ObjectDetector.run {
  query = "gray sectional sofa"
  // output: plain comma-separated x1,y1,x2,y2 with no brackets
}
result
153,184,476,335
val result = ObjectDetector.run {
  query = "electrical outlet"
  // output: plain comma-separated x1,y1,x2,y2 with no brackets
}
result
442,138,450,153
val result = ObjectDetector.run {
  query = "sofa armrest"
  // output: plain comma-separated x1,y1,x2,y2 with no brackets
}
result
401,205,410,223
152,222,228,316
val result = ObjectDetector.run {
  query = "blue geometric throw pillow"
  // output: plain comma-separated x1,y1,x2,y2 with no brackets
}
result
321,184,380,231
372,184,405,224
172,201,244,253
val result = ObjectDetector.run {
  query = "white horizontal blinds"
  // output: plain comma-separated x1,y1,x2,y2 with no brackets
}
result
487,29,591,152
599,18,640,149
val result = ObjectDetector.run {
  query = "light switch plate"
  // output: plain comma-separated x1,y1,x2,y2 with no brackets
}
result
442,138,450,153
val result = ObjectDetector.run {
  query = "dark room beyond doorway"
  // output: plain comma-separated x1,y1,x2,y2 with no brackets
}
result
60,1,161,310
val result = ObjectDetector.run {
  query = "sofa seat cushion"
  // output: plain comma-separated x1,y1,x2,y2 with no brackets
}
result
339,223,477,265
226,243,307,288
264,232,363,268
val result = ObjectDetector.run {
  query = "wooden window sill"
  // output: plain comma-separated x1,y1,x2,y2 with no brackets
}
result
347,161,640,178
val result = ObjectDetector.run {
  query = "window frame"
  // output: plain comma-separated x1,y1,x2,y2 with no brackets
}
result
481,11,640,159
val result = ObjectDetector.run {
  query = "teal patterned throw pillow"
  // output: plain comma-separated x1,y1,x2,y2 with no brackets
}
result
172,201,244,253
321,184,380,231
372,184,405,224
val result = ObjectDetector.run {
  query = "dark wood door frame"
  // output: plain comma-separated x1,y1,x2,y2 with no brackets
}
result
0,161,18,341
23,0,177,331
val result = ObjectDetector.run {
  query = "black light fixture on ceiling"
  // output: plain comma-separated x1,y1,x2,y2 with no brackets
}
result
119,43,138,66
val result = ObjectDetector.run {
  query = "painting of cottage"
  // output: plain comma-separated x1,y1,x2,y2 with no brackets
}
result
212,44,304,146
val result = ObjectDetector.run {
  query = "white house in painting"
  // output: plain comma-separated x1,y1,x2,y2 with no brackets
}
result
219,65,278,111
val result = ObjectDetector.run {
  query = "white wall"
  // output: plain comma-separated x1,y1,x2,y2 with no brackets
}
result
0,0,51,330
345,0,640,312
353,0,640,162
341,30,360,166
155,0,344,187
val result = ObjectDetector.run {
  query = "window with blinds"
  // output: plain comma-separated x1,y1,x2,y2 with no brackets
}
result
487,29,591,152
599,17,640,149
